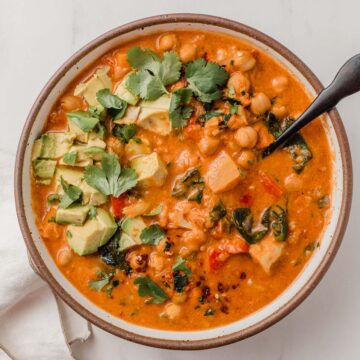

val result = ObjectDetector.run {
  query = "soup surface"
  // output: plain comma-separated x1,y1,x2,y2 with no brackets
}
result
31,30,332,331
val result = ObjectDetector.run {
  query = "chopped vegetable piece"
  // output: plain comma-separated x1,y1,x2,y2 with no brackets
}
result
140,224,165,245
172,168,204,203
259,173,283,198
134,276,168,304
111,195,126,218
96,88,127,120
67,111,100,132
185,58,229,102
210,201,227,222
126,47,181,101
58,177,83,209
112,124,137,144
84,153,137,197
169,88,194,129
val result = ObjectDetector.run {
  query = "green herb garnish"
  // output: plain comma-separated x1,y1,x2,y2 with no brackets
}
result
96,89,127,120
88,271,114,292
67,111,100,132
169,88,194,129
185,58,229,102
140,224,165,245
84,153,137,197
125,47,181,100
172,257,192,276
134,276,168,304
58,177,82,209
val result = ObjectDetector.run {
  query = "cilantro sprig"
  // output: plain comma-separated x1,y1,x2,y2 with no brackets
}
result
134,276,168,304
84,153,137,197
169,88,194,129
140,224,165,245
96,89,127,120
185,58,229,102
125,47,181,101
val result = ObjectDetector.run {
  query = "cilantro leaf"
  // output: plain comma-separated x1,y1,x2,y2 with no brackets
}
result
58,177,82,209
96,89,127,120
84,153,137,197
169,88,194,128
126,46,181,101
172,257,192,276
63,151,77,165
140,224,165,245
185,59,229,102
67,111,100,132
134,276,168,304
88,271,114,292
112,124,137,143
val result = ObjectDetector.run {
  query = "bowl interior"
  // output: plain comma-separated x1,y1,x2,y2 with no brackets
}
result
17,17,349,348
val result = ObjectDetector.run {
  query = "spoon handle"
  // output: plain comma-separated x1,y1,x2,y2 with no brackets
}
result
263,53,360,157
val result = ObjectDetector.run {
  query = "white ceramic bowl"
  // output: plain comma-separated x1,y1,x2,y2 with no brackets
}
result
15,14,352,349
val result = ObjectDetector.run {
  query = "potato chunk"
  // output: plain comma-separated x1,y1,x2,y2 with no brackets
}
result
205,151,241,193
249,236,285,274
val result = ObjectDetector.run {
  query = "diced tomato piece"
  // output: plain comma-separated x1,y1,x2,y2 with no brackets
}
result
184,123,201,141
111,195,126,218
239,193,254,207
209,249,225,271
259,173,283,198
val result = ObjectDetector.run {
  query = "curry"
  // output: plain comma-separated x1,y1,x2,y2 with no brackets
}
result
30,30,332,331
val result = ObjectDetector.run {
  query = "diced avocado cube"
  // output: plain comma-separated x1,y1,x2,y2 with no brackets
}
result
119,232,139,251
137,108,171,136
68,120,89,143
125,138,151,159
80,180,108,206
114,106,140,125
130,152,168,187
56,167,83,188
32,159,57,179
40,132,74,159
32,139,42,160
114,72,139,105
121,216,146,244
96,208,118,246
67,219,104,255
59,145,106,167
140,94,171,110
67,208,117,255
87,137,106,149
56,206,89,225
74,66,112,106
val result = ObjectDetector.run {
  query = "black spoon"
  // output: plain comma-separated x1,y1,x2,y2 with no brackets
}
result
262,53,360,157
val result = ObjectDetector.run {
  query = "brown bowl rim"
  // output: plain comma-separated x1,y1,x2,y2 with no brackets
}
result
14,13,353,350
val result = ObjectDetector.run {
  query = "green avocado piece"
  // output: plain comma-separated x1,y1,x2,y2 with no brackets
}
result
121,216,146,243
74,66,112,106
32,159,57,179
56,206,89,225
66,208,117,256
79,180,108,206
55,167,83,190
130,152,168,187
114,72,139,105
119,232,139,251
40,132,74,159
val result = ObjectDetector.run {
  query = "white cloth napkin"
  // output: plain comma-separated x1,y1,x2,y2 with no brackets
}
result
0,152,90,360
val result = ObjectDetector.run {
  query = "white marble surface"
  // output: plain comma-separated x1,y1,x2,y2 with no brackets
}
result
1,0,360,359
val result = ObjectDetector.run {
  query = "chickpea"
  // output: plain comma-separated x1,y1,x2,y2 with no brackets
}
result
271,104,288,118
233,50,256,72
272,75,288,93
234,126,258,148
237,149,256,169
284,173,302,192
158,33,178,51
198,136,220,156
148,252,165,272
227,71,250,94
160,303,181,320
250,92,271,115
179,43,197,63
57,248,73,267
60,95,83,112
216,48,228,63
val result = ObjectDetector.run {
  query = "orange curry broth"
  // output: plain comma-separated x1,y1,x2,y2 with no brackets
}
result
31,30,332,331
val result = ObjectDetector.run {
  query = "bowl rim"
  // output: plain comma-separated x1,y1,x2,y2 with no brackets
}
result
14,13,353,350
